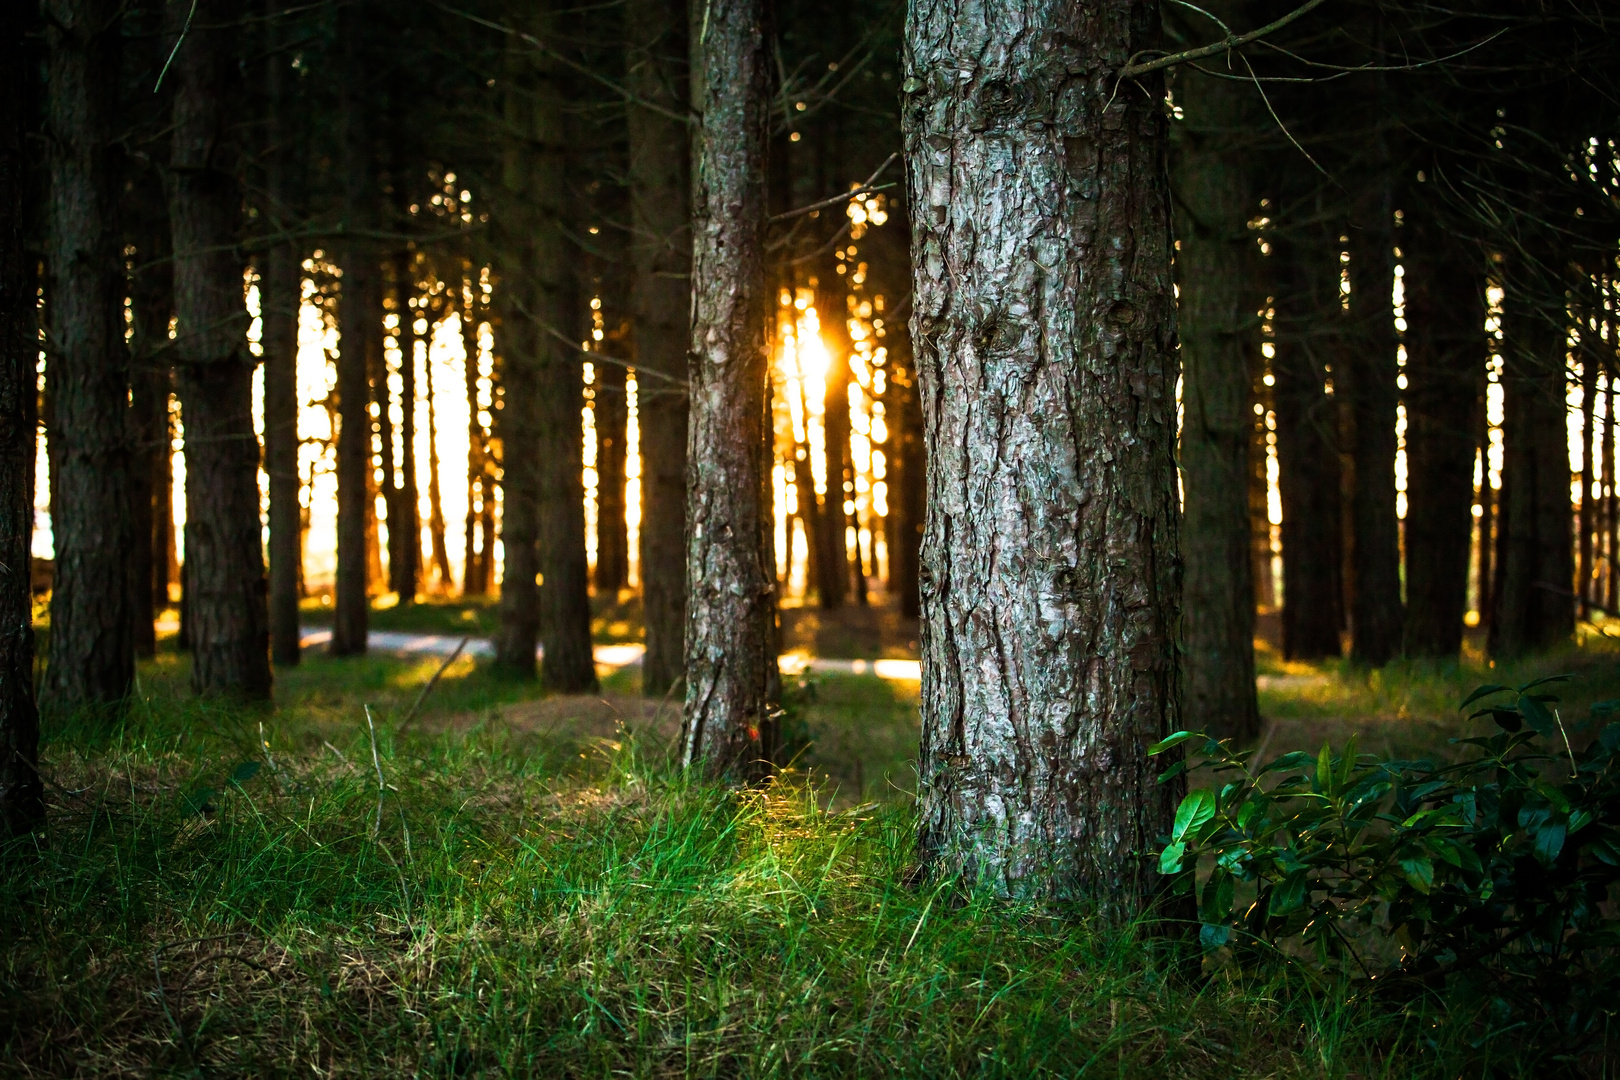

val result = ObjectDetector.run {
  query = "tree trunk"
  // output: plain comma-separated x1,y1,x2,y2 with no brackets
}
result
1168,34,1259,742
817,275,850,610
1490,250,1573,656
890,339,924,619
331,0,372,656
43,0,136,711
595,347,629,595
0,16,42,834
1270,225,1343,660
168,0,271,697
1402,205,1483,658
1343,168,1403,665
626,0,690,697
424,343,452,591
263,17,301,665
904,0,1182,906
127,164,171,659
394,254,421,602
460,262,482,597
680,0,775,777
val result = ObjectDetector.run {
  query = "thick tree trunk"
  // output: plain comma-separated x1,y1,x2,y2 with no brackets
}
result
626,0,690,697
331,1,372,656
169,0,271,697
904,0,1182,906
1168,35,1259,742
680,0,775,777
1343,171,1403,665
424,347,453,590
263,21,301,666
1402,208,1482,658
43,0,135,711
1270,227,1343,660
0,18,42,834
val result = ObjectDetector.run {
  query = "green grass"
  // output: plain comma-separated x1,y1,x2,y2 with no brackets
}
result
5,638,1612,1075
296,590,647,645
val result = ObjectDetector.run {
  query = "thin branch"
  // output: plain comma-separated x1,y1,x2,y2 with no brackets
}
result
770,154,899,223
1118,0,1330,78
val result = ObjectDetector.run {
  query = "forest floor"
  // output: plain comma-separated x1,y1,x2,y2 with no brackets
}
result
4,597,1616,1075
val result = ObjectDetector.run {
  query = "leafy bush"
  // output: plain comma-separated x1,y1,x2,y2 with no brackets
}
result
1152,676,1620,1041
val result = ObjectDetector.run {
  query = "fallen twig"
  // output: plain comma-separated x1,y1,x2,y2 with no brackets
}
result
396,637,472,733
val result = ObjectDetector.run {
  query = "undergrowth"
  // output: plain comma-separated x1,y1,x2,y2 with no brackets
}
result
0,655,1583,1077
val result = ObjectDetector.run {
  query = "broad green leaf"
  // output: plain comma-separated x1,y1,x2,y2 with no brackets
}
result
1533,822,1567,864
1458,683,1512,710
1199,922,1230,950
1155,760,1188,785
1258,751,1313,775
1158,841,1186,875
1399,855,1434,894
182,787,216,816
1486,708,1522,733
1517,673,1573,694
1316,743,1333,794
1200,869,1234,926
1172,789,1216,842
1268,870,1308,916
230,760,262,785
1517,693,1557,739
1148,731,1199,755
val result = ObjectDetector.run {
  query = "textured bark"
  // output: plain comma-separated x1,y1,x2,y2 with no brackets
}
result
1270,226,1343,660
169,0,271,697
679,0,775,777
127,165,171,659
904,0,1182,906
42,0,136,712
263,20,301,666
1168,33,1259,743
331,0,373,656
1343,169,1403,665
0,18,42,834
1402,208,1483,658
626,0,690,697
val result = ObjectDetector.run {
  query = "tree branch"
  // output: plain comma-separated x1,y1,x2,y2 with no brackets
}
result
1118,0,1330,78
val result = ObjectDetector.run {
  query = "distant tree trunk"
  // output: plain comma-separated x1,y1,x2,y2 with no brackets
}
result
0,17,42,834
626,0,690,697
461,264,483,596
1402,206,1483,658
127,165,172,659
1605,348,1616,615
890,338,924,619
331,0,372,657
372,274,398,601
1491,246,1574,655
1343,161,1403,665
1169,34,1259,742
424,350,453,591
817,275,850,610
1270,225,1343,660
43,0,135,711
904,0,1182,906
1475,380,1495,627
680,0,774,777
595,350,629,595
263,18,301,665
394,254,421,602
168,0,271,697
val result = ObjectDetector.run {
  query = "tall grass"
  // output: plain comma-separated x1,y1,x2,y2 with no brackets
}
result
0,653,1573,1077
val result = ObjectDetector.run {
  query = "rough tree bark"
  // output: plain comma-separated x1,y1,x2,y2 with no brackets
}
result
1270,222,1343,660
0,16,42,834
903,0,1182,906
626,0,691,697
169,0,272,697
263,12,301,666
43,0,135,712
679,0,776,777
1402,200,1482,658
1168,32,1259,742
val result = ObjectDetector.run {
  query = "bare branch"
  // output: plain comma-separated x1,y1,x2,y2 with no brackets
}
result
1118,0,1329,78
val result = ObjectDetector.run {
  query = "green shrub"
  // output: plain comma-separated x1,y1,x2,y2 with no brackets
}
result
1153,676,1620,1045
